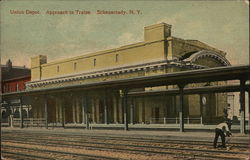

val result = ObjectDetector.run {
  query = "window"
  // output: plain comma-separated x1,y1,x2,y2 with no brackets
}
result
115,54,119,62
5,84,9,92
4,85,6,92
74,62,77,70
93,59,96,66
57,66,60,72
16,83,19,91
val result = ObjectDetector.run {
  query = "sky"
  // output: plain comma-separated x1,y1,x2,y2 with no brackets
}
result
0,0,249,68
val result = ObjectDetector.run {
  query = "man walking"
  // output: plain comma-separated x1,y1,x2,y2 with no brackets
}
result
213,120,232,148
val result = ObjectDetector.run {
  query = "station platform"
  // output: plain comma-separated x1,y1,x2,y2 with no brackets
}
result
40,123,250,133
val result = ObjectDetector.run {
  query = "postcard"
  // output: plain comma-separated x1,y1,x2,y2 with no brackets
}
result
0,0,249,159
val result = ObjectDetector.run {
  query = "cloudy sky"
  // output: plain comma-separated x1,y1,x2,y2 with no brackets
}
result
0,0,249,67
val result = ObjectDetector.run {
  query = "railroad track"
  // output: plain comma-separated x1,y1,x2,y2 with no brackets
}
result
2,130,249,160
2,144,120,160
2,136,249,153
2,150,54,160
3,131,249,149
2,142,244,160
2,136,249,160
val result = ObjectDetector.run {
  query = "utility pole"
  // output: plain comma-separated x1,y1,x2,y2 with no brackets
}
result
0,53,3,159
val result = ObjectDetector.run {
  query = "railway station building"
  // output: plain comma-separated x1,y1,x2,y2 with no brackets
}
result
25,23,233,126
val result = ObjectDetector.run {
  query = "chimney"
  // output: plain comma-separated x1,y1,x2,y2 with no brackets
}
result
6,59,12,71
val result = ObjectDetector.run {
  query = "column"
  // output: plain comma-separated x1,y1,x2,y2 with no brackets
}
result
72,98,76,124
27,106,29,118
96,99,100,123
142,98,145,123
9,105,14,128
178,84,185,132
113,96,118,123
121,89,128,131
118,96,123,123
76,97,80,123
9,114,13,128
33,98,38,119
82,94,89,129
44,97,48,129
55,98,58,123
240,79,246,134
138,99,143,123
104,93,109,124
130,103,134,124
62,101,65,128
83,94,89,129
60,99,65,128
20,97,23,128
92,99,96,123
248,91,250,134
58,99,61,124
82,96,86,124
38,101,42,119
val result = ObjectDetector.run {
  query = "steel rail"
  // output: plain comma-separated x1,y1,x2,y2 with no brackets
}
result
3,130,249,146
3,135,249,150
3,136,249,155
1,149,54,160
2,144,120,160
2,136,249,160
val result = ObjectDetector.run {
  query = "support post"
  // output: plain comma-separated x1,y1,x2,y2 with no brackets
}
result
0,57,2,160
178,84,185,132
44,97,48,129
248,91,250,134
82,97,85,124
130,103,134,124
104,91,109,124
121,89,128,131
82,93,89,129
20,97,23,128
61,99,65,128
27,106,29,118
113,95,118,124
72,98,76,124
55,98,58,123
76,97,80,123
240,79,246,134
10,115,13,128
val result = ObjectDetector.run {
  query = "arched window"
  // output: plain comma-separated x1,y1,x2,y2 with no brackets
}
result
14,109,20,118
2,111,7,119
22,109,28,118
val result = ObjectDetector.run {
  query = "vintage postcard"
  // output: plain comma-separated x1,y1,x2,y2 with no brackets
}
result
0,0,249,159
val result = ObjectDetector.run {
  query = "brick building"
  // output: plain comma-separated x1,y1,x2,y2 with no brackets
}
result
1,60,31,124
2,60,30,93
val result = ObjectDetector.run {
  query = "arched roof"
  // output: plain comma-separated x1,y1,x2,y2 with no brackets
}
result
182,50,231,66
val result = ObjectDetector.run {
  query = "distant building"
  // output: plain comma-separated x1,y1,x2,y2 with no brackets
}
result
1,60,31,125
2,59,30,93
